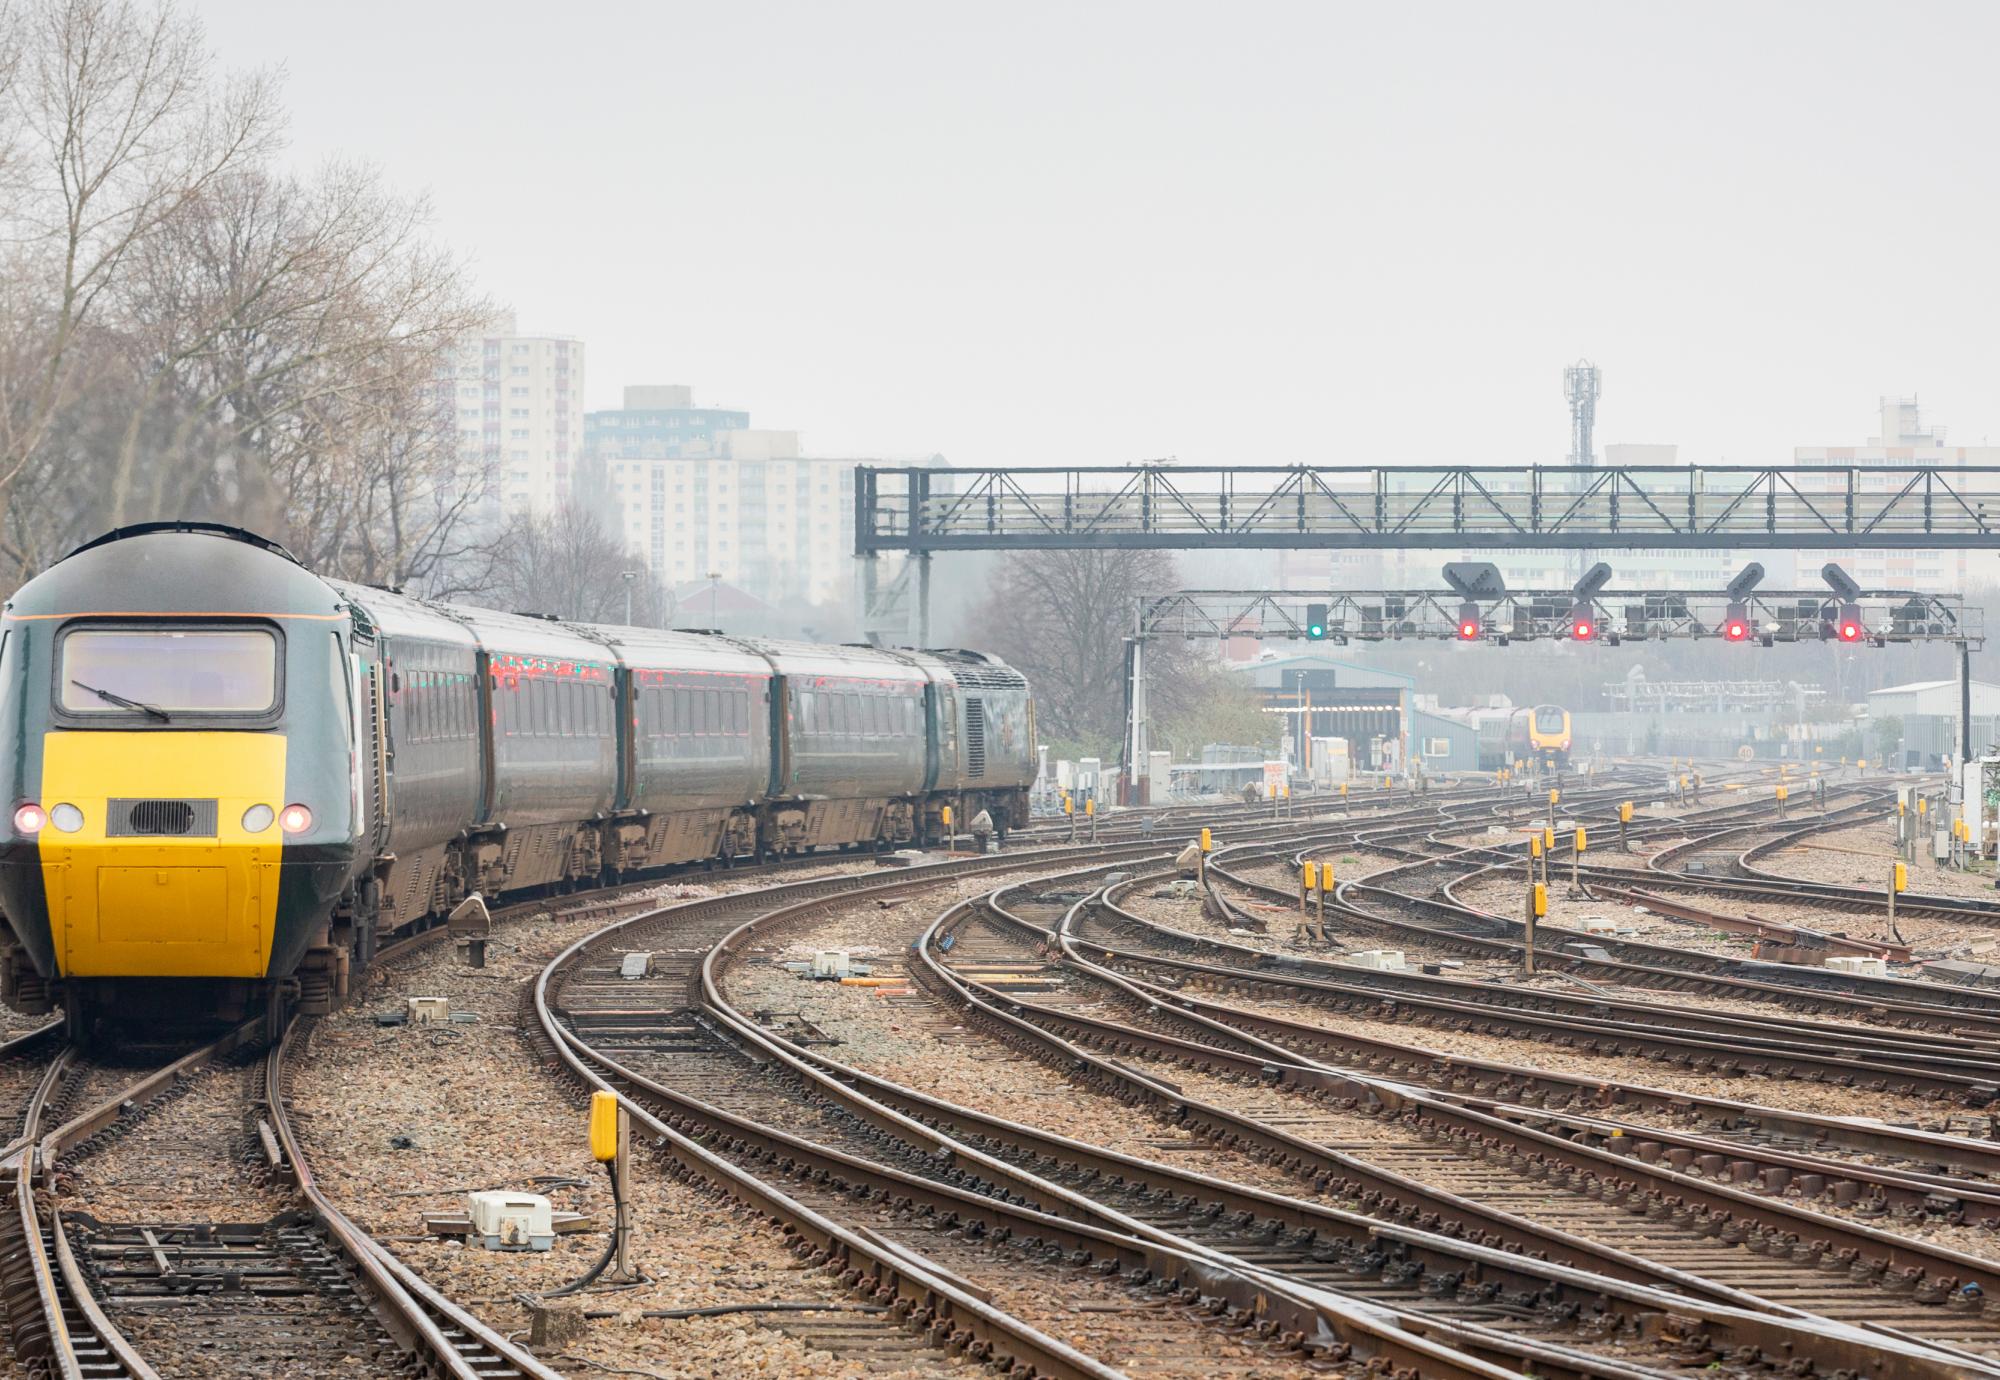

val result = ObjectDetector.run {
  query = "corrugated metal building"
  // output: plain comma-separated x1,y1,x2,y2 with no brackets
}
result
1409,707,1480,772
1867,680,2000,767
1234,654,1416,772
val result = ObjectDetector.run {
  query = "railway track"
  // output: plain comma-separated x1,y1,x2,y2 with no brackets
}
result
0,942,561,1377
542,811,1997,1378
1209,823,2000,1033
535,835,1760,1379
928,873,2000,1372
1080,877,2000,1194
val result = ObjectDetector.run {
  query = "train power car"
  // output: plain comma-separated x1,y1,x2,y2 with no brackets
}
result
0,524,1035,1039
1468,704,1572,773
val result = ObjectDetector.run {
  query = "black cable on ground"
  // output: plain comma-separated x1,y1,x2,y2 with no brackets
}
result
543,1159,625,1298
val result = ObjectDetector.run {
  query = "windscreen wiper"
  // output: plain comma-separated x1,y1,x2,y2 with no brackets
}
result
70,680,170,722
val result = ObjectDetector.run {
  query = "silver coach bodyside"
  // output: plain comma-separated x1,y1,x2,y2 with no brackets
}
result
328,584,484,858
450,607,620,827
732,638,929,851
596,627,774,867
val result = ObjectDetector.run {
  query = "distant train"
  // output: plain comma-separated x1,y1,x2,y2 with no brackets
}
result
1460,704,1572,773
0,524,1036,1039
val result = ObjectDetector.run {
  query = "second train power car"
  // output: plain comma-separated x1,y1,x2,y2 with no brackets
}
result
0,524,1034,1035
1462,704,1571,772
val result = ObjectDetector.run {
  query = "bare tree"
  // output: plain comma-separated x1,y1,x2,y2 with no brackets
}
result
475,501,670,626
0,0,280,556
118,161,487,551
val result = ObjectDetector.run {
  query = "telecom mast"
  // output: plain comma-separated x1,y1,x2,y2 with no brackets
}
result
1564,361,1601,584
1565,360,1600,466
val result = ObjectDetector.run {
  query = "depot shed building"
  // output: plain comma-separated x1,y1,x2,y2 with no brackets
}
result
1233,653,1415,773
1866,679,2000,768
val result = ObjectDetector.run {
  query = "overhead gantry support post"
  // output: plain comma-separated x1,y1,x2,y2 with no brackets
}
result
1124,633,1150,806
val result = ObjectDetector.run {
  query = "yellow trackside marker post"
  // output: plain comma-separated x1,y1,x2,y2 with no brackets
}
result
1572,826,1586,893
1547,787,1559,831
1889,859,1907,942
1618,800,1632,851
588,1090,638,1283
943,804,955,853
1085,796,1095,841
1301,861,1317,913
1317,859,1331,933
589,1089,619,1162
1525,879,1547,973
1199,826,1212,884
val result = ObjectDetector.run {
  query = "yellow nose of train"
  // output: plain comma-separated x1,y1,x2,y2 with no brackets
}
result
33,731,288,979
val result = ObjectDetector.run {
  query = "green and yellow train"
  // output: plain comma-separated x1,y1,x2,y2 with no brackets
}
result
0,524,1035,1042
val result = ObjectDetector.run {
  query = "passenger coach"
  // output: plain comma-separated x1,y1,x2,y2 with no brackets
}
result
0,524,1034,1040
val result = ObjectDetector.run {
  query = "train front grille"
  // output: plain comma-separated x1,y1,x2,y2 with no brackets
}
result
106,797,219,838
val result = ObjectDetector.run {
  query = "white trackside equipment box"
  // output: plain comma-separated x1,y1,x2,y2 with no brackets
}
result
811,950,853,979
1346,950,1406,971
464,1192,555,1251
1824,955,1888,978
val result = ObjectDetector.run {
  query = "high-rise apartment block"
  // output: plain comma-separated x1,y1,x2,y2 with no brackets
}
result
440,314,584,515
1795,397,1998,590
584,385,858,606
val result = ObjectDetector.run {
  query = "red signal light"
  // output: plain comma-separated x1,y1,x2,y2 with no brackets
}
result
1839,621,1862,642
1724,620,1748,642
1458,620,1480,640
1572,619,1594,640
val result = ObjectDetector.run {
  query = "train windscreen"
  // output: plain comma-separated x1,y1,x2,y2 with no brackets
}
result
60,627,278,715
1533,706,1566,734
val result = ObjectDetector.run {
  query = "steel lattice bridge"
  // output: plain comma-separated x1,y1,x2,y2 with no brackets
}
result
855,463,2000,551
1138,586,1980,647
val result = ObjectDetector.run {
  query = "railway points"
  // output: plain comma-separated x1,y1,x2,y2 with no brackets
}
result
4,529,2000,1377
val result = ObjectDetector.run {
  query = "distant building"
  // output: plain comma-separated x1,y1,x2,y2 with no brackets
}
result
1795,397,2000,591
1867,678,2000,767
441,313,583,516
1231,651,1416,773
583,384,750,461
584,384,858,606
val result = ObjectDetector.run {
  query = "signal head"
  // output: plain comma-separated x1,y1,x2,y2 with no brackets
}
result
1456,601,1481,640
1304,601,1329,640
1837,602,1863,642
1722,600,1750,642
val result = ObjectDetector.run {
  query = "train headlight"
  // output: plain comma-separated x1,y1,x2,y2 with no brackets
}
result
278,803,313,835
49,804,83,833
12,804,44,834
242,804,275,833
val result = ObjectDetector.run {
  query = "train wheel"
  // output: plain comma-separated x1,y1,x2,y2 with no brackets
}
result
264,984,290,1043
63,987,95,1054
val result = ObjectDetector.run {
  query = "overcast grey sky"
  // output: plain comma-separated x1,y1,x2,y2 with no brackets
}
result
193,0,1998,466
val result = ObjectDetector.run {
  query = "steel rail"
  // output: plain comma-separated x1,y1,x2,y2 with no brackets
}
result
921,875,1999,1379
260,1021,566,1380
532,845,1181,1380
1085,872,2000,1181
690,852,1916,1380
